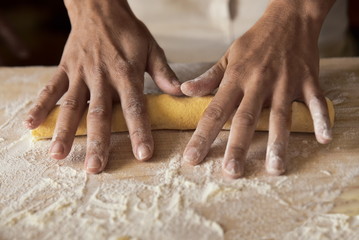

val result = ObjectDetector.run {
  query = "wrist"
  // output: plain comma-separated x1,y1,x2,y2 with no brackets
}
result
269,0,335,22
64,0,132,24
263,0,335,39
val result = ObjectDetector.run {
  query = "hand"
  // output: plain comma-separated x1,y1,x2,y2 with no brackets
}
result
24,0,182,173
181,0,335,178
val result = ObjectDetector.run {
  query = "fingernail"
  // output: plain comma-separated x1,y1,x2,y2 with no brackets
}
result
267,155,285,175
137,144,151,160
87,156,102,170
322,128,332,140
50,142,64,156
183,147,200,164
223,159,242,176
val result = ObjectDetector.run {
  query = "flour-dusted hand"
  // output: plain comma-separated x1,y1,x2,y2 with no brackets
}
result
24,0,182,174
181,0,335,178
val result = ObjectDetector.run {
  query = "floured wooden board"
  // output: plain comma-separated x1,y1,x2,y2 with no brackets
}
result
0,59,359,240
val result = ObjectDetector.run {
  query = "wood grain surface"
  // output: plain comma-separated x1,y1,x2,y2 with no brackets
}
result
0,58,358,239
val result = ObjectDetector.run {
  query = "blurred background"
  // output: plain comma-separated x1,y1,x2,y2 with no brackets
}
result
0,0,70,66
0,0,358,66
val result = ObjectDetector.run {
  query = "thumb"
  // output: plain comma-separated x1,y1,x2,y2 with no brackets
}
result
181,61,225,97
147,43,182,96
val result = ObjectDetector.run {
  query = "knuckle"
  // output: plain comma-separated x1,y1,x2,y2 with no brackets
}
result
271,107,289,120
58,64,68,74
91,65,106,79
255,64,273,77
226,67,243,79
39,85,57,97
32,103,46,113
203,103,225,122
130,128,149,141
193,133,208,146
124,98,145,116
117,61,137,77
153,44,166,58
157,46,165,56
88,106,110,119
61,98,79,111
157,64,169,74
211,64,224,76
302,64,318,80
228,145,247,157
88,139,107,154
235,111,256,127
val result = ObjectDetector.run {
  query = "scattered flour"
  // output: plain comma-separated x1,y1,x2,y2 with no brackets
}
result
1,64,359,240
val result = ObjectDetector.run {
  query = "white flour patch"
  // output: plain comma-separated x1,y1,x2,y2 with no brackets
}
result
1,65,359,240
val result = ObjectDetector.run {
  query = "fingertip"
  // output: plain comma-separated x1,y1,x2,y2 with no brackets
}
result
180,81,195,97
265,143,286,176
86,169,103,174
49,141,69,160
316,133,333,145
314,125,333,144
223,173,243,180
183,147,201,165
180,80,207,97
136,143,153,161
222,159,244,179
50,154,65,160
23,118,35,129
49,152,66,160
86,156,104,174
266,166,286,176
23,112,45,129
307,96,333,145
86,164,104,174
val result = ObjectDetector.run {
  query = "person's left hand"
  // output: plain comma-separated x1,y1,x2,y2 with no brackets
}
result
180,0,334,178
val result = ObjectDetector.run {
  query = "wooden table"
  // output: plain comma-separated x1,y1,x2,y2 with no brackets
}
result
0,58,358,239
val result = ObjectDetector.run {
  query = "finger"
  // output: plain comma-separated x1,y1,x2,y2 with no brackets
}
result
265,95,291,176
147,43,182,96
181,61,225,97
50,76,88,160
119,80,154,161
222,90,264,179
24,68,68,129
84,85,113,174
183,85,241,165
304,84,332,144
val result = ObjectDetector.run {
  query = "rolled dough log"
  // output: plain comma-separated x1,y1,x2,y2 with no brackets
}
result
31,94,335,140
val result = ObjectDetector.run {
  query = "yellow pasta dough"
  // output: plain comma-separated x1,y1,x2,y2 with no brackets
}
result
31,94,335,140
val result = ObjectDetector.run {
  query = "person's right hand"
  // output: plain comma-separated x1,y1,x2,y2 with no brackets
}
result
24,0,182,174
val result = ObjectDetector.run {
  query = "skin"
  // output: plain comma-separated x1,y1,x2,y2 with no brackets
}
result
24,0,182,174
25,0,335,178
182,0,336,178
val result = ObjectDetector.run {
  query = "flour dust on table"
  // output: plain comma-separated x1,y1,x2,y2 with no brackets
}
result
1,61,359,239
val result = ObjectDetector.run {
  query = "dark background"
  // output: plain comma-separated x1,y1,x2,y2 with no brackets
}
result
0,0,358,66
